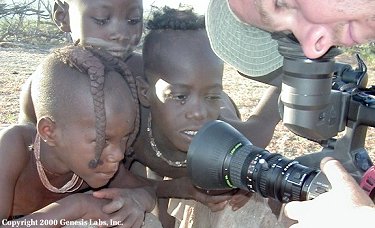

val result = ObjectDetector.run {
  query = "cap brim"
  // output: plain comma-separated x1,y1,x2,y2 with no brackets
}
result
206,0,283,77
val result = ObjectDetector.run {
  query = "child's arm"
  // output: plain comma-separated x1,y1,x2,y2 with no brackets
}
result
152,176,235,212
0,126,29,219
223,85,281,148
15,194,110,225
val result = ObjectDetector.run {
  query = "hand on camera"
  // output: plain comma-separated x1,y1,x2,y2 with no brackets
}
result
284,158,375,228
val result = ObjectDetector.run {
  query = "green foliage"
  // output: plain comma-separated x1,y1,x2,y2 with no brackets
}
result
342,43,375,67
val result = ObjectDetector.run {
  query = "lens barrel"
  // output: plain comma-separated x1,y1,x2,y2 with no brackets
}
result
187,120,331,203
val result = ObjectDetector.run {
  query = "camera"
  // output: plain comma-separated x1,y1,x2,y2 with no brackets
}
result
187,33,375,202
274,33,374,181
187,120,331,203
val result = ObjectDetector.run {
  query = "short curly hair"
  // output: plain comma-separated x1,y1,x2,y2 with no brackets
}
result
146,6,205,31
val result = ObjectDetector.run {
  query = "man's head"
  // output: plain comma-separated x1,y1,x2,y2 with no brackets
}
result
53,0,143,59
206,0,375,76
138,7,224,152
31,45,139,188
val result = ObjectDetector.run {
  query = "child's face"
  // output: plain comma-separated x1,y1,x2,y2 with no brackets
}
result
145,30,224,152
54,71,137,188
67,0,143,59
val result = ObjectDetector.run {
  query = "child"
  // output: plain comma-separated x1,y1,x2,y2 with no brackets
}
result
18,0,144,124
0,45,156,226
127,7,282,228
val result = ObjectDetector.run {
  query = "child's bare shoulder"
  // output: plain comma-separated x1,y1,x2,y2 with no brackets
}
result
126,52,143,78
0,124,35,170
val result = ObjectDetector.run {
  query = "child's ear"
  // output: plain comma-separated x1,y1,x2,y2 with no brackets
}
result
53,1,71,32
136,76,151,107
37,117,58,146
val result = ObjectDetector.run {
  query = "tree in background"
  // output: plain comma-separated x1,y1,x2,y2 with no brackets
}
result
0,0,65,46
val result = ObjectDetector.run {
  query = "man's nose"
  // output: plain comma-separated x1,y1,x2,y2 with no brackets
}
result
291,22,333,59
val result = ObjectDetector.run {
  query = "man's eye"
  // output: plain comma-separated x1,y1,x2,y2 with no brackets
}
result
275,0,288,8
93,17,110,25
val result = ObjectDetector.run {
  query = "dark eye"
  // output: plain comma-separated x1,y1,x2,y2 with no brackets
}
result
128,17,142,25
92,17,110,26
206,94,222,101
105,138,110,146
173,94,188,101
275,0,288,8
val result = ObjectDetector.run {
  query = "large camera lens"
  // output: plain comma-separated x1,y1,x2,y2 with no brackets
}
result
187,120,331,203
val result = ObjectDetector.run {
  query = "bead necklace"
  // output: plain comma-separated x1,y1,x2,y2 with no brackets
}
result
32,134,83,193
147,114,187,168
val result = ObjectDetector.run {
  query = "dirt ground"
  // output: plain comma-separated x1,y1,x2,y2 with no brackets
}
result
0,44,374,162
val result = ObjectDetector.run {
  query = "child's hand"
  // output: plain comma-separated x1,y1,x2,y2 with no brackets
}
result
66,193,111,221
228,190,252,211
93,188,152,228
173,176,233,212
192,188,235,212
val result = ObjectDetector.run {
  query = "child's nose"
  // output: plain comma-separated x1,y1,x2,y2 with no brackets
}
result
103,146,125,163
185,99,208,121
109,20,130,42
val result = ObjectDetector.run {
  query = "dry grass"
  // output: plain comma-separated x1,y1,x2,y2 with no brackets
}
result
0,45,374,163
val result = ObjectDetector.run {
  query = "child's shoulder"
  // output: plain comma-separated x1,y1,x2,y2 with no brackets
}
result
125,52,143,78
0,124,35,166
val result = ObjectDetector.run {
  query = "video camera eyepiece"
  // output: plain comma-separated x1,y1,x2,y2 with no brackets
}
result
187,120,331,203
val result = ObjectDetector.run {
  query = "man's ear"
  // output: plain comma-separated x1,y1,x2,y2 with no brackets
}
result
136,76,151,107
53,1,71,32
37,117,58,146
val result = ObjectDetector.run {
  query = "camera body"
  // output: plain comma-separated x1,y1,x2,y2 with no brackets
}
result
275,34,374,181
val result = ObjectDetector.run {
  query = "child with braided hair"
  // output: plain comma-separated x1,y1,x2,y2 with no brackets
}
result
0,45,158,227
18,0,144,124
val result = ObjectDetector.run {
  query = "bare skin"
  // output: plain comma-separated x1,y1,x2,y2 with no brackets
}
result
285,158,375,227
228,0,375,58
1,48,155,226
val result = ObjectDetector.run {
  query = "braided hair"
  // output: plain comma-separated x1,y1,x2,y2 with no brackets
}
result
51,45,140,168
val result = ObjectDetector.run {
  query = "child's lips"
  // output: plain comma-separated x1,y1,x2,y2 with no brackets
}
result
106,48,128,57
99,170,117,179
181,129,199,141
184,130,198,136
83,37,131,57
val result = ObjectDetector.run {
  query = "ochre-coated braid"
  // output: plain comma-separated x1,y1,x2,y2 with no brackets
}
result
88,48,140,151
55,45,107,168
